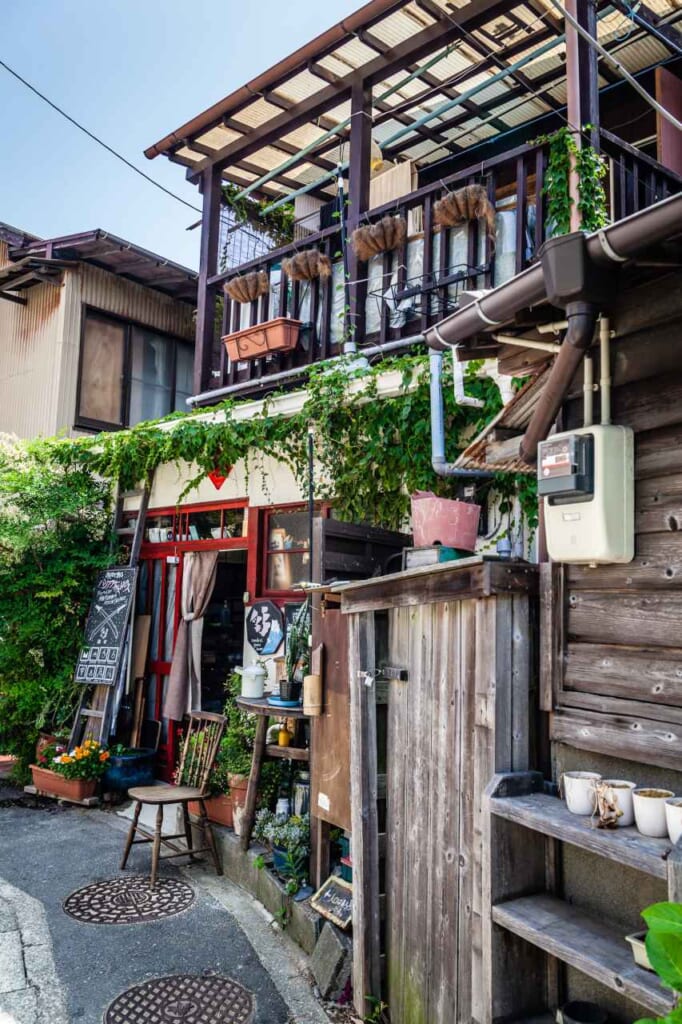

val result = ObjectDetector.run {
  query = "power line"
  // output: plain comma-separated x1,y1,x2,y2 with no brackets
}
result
0,58,202,214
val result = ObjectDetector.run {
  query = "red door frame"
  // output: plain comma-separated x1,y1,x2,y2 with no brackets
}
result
138,498,248,779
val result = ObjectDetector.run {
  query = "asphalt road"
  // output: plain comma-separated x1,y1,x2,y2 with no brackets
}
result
0,796,293,1023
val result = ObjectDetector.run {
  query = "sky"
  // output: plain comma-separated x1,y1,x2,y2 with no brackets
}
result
1,0,361,270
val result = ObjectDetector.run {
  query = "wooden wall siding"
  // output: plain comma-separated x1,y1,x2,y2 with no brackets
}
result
344,561,537,1024
547,294,682,768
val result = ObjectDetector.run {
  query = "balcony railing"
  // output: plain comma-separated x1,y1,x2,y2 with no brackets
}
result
206,133,682,396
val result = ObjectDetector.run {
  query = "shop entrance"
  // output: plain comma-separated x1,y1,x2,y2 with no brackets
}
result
201,550,248,712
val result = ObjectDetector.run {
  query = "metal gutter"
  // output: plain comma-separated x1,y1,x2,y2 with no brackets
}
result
424,192,682,350
143,0,403,159
425,192,682,463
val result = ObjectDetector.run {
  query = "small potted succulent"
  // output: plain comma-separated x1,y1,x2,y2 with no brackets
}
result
253,808,310,891
31,739,110,801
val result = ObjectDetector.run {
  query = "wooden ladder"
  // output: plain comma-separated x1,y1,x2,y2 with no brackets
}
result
69,478,153,748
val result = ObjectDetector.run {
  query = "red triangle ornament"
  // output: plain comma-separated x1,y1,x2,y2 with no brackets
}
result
208,467,231,490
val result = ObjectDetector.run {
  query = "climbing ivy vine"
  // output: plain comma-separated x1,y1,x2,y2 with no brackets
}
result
38,353,536,532
538,125,608,237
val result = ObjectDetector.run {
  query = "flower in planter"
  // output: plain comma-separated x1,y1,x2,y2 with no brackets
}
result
253,809,310,889
49,740,110,781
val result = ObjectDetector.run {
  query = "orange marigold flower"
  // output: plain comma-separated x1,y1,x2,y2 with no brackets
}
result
61,755,73,764
99,752,110,762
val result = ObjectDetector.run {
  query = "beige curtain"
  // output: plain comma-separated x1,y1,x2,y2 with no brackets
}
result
164,551,218,721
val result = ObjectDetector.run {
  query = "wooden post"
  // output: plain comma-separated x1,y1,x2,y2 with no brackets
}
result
565,0,600,230
349,610,381,1016
347,77,372,350
194,164,222,396
240,715,267,851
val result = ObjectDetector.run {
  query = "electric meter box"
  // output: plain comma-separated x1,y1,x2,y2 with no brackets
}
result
538,424,634,564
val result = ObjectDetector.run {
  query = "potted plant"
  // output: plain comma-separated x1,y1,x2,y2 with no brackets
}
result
186,736,236,828
253,808,310,891
31,739,109,801
282,601,311,703
103,744,156,794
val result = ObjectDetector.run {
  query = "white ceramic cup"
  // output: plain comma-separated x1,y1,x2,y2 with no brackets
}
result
602,779,636,827
633,788,675,837
666,797,682,844
562,772,602,815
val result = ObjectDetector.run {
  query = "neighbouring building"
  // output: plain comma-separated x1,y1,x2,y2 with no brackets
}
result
0,222,197,439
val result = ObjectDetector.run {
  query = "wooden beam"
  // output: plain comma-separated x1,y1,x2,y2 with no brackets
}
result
349,611,381,1016
194,164,222,395
347,76,372,347
0,291,27,305
188,0,508,177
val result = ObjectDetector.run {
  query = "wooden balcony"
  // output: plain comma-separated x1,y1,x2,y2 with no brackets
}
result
202,132,682,401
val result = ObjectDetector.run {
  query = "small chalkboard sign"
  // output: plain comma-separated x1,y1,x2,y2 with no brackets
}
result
74,568,137,686
310,875,353,930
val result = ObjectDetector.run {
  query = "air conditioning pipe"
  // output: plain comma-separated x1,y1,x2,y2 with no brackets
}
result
429,351,495,479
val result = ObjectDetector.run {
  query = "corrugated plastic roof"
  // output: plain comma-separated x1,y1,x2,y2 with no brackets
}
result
145,0,682,203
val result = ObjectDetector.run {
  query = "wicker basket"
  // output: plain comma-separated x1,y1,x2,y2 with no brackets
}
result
433,184,496,241
282,250,331,282
224,270,269,304
350,214,407,261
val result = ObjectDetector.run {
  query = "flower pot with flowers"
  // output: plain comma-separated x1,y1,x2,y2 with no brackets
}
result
31,739,110,801
253,808,310,893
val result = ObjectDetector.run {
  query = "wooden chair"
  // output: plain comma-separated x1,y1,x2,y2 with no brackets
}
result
120,711,226,888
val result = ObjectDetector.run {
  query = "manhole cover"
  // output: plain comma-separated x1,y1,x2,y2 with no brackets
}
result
104,974,254,1024
63,876,195,925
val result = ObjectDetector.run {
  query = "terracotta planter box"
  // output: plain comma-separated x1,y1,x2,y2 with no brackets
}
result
222,318,301,363
189,794,234,829
229,775,250,838
30,765,97,802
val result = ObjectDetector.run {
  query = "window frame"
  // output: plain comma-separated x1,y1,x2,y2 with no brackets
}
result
74,305,193,432
258,502,331,600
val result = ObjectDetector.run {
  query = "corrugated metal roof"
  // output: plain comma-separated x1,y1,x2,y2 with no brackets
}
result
455,367,552,473
145,0,682,204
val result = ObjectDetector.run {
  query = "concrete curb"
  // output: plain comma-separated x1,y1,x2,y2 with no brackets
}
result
0,879,68,1024
183,865,330,1024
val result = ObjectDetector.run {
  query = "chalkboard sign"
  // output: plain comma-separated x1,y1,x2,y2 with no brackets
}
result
310,875,353,930
74,568,137,686
246,600,284,656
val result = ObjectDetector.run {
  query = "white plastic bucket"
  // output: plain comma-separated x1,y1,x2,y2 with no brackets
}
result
602,779,636,827
633,789,674,837
562,772,601,815
665,797,682,844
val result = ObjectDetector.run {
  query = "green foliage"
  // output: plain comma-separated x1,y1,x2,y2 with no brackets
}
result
536,126,608,237
41,353,517,532
0,437,110,775
364,996,390,1023
218,672,281,802
284,599,310,682
221,182,295,254
635,902,682,1024
50,739,110,780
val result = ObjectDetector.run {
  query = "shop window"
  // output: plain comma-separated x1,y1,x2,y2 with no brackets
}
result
76,309,193,432
264,509,311,592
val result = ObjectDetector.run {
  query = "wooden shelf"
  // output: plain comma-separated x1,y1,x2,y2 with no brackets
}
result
492,894,675,1017
490,792,670,880
236,696,309,719
265,744,309,761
